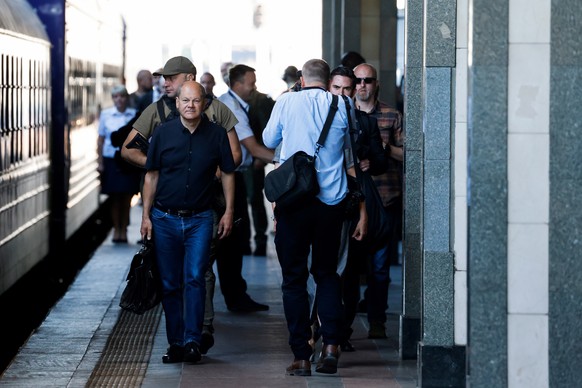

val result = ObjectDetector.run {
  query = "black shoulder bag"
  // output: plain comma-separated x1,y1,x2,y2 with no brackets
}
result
264,94,339,208
342,95,392,251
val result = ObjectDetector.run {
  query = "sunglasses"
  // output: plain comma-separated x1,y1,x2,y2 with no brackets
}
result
355,77,376,84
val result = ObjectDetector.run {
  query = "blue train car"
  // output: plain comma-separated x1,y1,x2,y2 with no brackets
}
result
0,0,125,295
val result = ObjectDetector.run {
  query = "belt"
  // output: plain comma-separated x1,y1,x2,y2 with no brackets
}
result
154,205,207,217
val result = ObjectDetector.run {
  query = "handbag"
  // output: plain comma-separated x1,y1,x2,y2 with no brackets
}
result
119,239,163,315
263,150,319,208
359,170,392,250
264,94,339,208
342,95,392,251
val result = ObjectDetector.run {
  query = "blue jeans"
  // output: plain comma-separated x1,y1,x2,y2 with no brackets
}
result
151,207,213,346
366,242,391,324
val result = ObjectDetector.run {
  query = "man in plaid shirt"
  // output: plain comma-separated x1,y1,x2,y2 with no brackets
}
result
353,63,403,339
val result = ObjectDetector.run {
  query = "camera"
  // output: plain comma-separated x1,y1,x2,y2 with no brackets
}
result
291,80,302,92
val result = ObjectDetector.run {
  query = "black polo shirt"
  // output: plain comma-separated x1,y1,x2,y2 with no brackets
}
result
145,115,235,211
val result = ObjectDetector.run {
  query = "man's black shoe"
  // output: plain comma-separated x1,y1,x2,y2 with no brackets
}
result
357,298,367,313
227,297,269,313
340,340,356,352
199,332,215,355
162,344,184,363
183,342,202,363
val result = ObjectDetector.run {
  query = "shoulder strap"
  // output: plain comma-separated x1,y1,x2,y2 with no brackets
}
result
315,94,339,155
341,95,361,179
204,93,214,111
341,95,355,137
156,98,167,123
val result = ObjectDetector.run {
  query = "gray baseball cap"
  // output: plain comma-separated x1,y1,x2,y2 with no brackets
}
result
153,56,197,77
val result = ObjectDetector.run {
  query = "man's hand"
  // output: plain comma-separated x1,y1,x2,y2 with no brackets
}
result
140,216,153,242
351,202,368,241
217,212,233,239
359,158,371,172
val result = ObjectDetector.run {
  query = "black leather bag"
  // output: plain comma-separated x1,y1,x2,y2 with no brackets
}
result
264,94,338,208
358,171,392,251
119,240,162,315
264,150,319,208
341,95,392,251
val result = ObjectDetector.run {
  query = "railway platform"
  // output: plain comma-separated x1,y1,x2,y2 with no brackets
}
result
0,204,417,387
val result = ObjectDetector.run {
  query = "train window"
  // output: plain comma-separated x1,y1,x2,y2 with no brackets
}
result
1,55,4,171
0,51,50,173
68,58,98,129
101,63,124,111
28,58,50,159
1,54,5,136
9,56,21,166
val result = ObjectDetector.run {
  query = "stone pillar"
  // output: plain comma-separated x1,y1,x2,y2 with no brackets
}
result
400,0,424,361
342,0,361,62
323,0,398,104
379,1,398,106
322,0,362,67
467,0,508,386
549,0,582,385
321,0,341,66
418,0,465,386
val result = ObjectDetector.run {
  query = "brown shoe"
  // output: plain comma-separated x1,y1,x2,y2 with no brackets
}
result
315,344,340,374
286,359,311,376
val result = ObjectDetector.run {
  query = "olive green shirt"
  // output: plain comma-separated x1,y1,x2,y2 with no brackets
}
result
133,97,238,139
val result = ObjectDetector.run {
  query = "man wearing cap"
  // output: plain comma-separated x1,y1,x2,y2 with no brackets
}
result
122,56,241,167
121,55,241,356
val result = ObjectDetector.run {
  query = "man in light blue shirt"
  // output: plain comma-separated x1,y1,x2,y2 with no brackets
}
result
262,59,367,376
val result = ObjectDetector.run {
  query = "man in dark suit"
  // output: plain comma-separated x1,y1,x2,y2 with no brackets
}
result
245,89,275,256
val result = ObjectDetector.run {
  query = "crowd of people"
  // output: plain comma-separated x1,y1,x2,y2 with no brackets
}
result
96,52,403,376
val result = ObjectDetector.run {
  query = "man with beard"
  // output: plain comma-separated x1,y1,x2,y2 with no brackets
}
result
353,63,403,340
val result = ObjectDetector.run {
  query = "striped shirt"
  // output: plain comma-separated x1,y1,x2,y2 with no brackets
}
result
367,100,403,207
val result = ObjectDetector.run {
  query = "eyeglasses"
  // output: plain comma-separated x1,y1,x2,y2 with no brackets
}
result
355,77,376,84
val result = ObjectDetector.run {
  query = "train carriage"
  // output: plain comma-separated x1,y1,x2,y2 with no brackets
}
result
0,0,52,295
0,0,125,296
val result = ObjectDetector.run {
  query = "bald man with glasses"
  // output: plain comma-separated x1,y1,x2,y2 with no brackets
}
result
353,63,403,340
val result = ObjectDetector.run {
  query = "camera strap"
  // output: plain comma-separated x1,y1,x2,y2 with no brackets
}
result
314,94,339,157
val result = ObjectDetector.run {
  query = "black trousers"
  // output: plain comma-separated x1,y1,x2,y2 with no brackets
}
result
274,197,344,360
243,164,268,249
342,200,400,333
215,172,252,307
340,238,366,341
